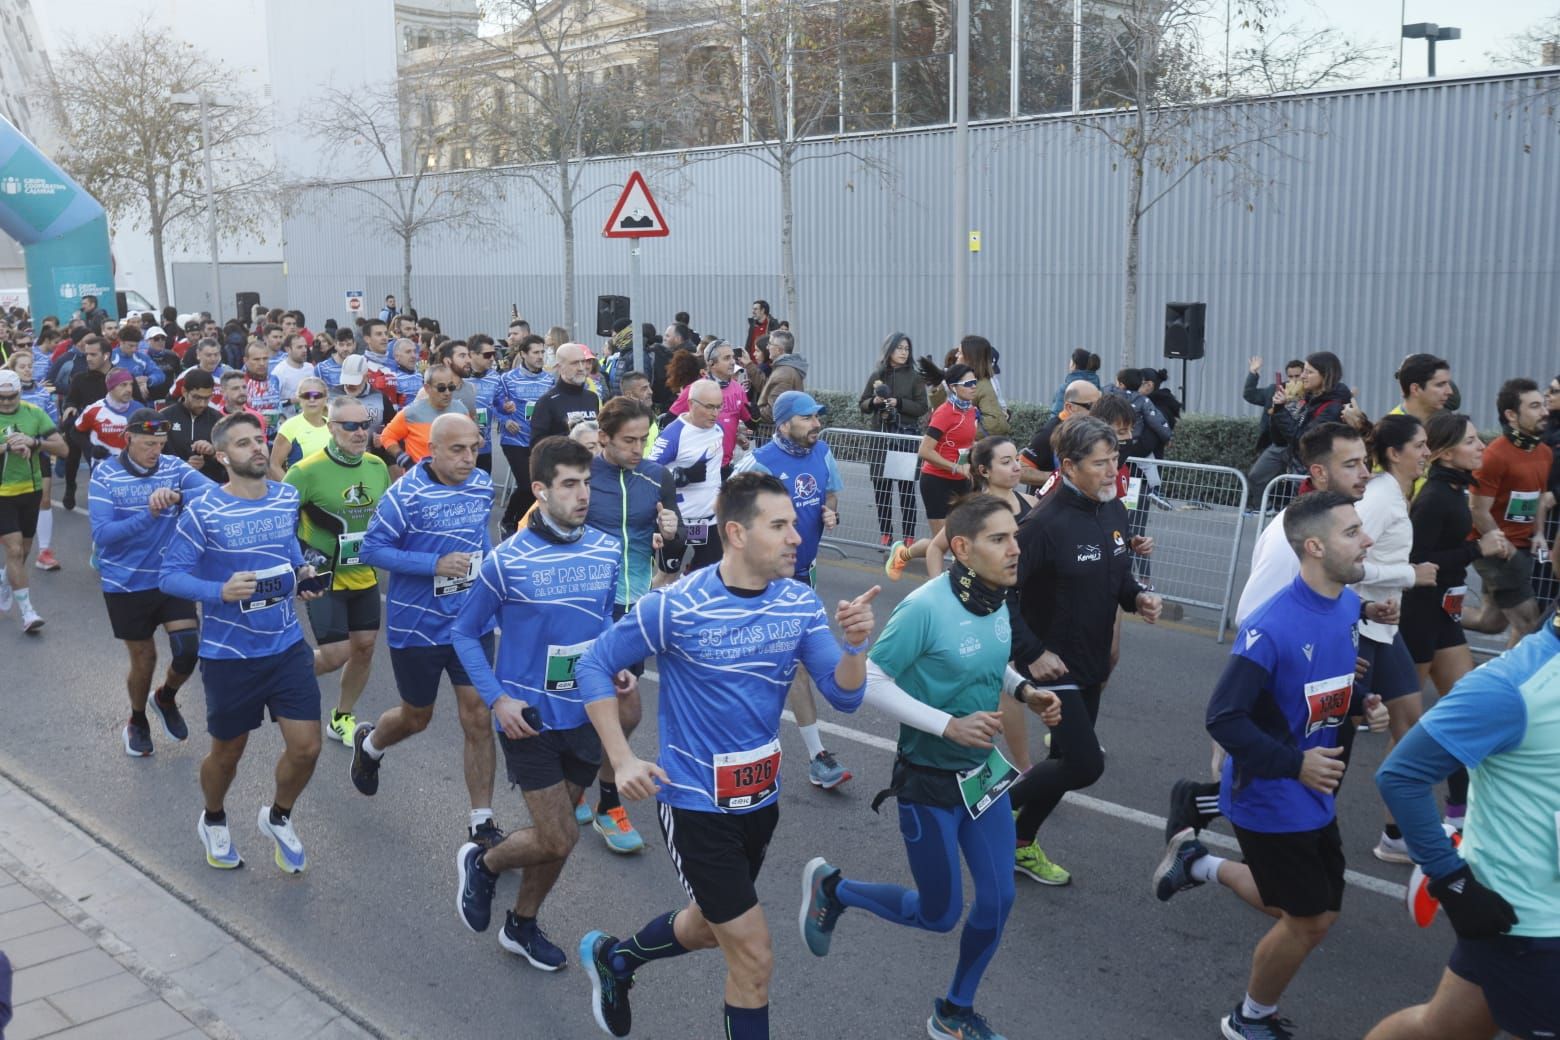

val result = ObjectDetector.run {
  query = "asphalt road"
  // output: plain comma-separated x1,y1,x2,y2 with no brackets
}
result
0,501,1458,1040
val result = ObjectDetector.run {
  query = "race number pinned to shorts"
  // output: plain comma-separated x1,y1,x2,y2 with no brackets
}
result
957,746,1019,819
1441,585,1466,621
239,563,294,613
544,640,591,693
337,531,365,566
433,552,481,597
1505,490,1539,525
1303,673,1353,736
713,739,781,810
1123,477,1144,511
685,521,710,547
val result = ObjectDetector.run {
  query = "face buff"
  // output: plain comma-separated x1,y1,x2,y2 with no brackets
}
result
948,559,1004,617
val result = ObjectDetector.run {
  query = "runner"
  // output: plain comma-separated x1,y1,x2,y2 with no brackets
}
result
886,435,1035,581
75,368,139,462
268,376,331,478
574,472,879,1040
89,409,209,756
530,343,600,446
1153,491,1388,1040
1018,379,1101,488
284,396,390,747
649,378,725,574
917,364,980,537
6,351,61,570
1366,612,1560,1040
452,436,628,969
801,495,1059,1040
159,370,227,483
240,343,284,439
495,334,553,534
734,390,852,789
159,412,327,873
354,413,505,850
382,364,469,470
669,340,752,478
0,370,66,632
313,327,357,390
466,333,502,475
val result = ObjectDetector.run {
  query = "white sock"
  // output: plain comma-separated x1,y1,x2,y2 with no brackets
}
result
1242,994,1278,1021
35,508,52,551
362,731,385,759
14,588,33,614
469,808,494,831
1190,853,1225,886
797,722,825,759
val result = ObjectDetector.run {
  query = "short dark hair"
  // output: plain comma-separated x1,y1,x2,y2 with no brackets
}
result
520,334,545,351
214,410,263,449
220,370,246,387
529,435,594,487
1370,413,1423,470
1090,393,1135,431
469,333,494,350
620,371,650,391
434,340,466,364
1497,378,1539,424
753,299,770,315
1116,367,1141,389
82,294,98,305
263,323,283,337
363,319,387,335
716,471,789,531
335,326,356,342
598,395,650,437
1298,421,1363,468
674,311,690,325
283,332,307,353
1284,358,1304,372
182,369,215,392
1056,416,1118,466
119,325,143,345
1283,489,1355,556
194,336,220,353
508,318,529,331
80,333,103,351
945,494,1011,549
1396,354,1449,398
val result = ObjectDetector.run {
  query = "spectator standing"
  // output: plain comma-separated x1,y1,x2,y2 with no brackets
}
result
742,299,778,361
1245,357,1306,506
858,332,929,544
1048,348,1101,415
378,294,399,322
744,337,771,410
1270,351,1351,473
757,330,805,421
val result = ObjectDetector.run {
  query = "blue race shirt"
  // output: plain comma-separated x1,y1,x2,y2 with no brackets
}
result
1208,575,1360,833
494,366,555,447
360,460,494,648
734,435,844,577
315,355,345,389
160,482,306,659
110,347,163,390
89,453,209,593
19,381,57,423
471,370,502,453
452,524,621,731
576,566,865,813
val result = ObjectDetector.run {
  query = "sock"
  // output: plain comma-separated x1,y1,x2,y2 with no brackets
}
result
269,804,291,826
1242,994,1278,1021
723,1003,768,1040
362,731,384,759
798,722,825,759
14,588,32,613
1384,823,1403,840
939,998,972,1016
35,507,52,551
1445,802,1466,822
470,808,494,831
203,809,226,825
1190,853,1226,885
596,781,621,814
154,686,174,706
609,911,689,975
129,709,148,728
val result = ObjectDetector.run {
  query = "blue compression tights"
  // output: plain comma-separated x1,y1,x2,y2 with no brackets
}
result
834,797,1016,1006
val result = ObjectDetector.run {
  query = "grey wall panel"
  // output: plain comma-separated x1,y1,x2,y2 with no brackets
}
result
282,70,1560,427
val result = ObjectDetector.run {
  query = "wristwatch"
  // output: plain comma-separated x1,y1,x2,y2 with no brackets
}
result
1010,681,1034,705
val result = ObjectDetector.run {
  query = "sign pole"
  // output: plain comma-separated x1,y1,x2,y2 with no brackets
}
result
629,239,641,376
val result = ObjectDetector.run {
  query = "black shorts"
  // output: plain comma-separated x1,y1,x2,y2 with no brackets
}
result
103,589,198,642
656,801,779,925
1233,820,1345,918
918,474,970,521
1399,591,1466,664
1357,633,1420,702
388,633,494,708
305,584,382,645
1473,548,1536,609
199,639,321,740
1449,934,1560,1038
0,490,41,539
612,603,645,677
499,725,602,792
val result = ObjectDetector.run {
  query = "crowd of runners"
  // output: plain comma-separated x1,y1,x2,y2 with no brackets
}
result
0,296,1554,1040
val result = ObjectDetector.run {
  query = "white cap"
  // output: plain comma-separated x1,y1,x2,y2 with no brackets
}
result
144,326,167,340
0,371,20,393
340,354,368,386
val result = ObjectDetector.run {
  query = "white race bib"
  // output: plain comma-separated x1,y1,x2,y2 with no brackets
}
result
239,562,294,613
433,552,481,597
337,531,365,566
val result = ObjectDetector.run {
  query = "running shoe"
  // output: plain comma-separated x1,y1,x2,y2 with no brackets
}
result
0,579,11,614
469,819,506,850
61,487,75,512
1221,1005,1295,1040
500,911,566,971
257,806,307,874
1373,834,1412,864
808,749,851,789
879,532,892,547
580,930,633,1037
34,549,60,571
350,722,380,796
456,842,497,933
799,857,844,957
1153,827,1208,902
1014,840,1071,885
928,999,1008,1040
150,693,189,742
593,807,644,854
1164,778,1221,842
575,794,593,825
123,719,154,758
884,542,912,581
20,607,43,634
327,711,356,746
197,814,242,870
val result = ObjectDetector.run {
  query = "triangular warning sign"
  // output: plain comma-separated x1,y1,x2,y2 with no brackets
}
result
603,170,669,238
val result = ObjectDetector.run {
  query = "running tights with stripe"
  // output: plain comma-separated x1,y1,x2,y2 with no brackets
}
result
1010,683,1105,843
835,797,1016,1007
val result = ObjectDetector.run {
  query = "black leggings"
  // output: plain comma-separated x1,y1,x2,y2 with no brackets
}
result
500,444,533,526
870,470,919,540
1010,683,1105,843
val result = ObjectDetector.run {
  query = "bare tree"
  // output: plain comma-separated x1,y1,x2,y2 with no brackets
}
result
1487,9,1560,69
35,20,275,309
298,80,498,316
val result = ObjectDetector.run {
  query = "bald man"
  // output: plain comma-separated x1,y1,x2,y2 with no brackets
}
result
528,343,600,447
357,411,507,850
1020,380,1103,487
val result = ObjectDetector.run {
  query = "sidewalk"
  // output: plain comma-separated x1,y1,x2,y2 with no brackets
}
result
0,774,376,1040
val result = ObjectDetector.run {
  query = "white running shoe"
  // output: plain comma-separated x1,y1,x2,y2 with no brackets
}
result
198,814,243,869
1373,833,1412,864
20,607,43,634
258,805,307,874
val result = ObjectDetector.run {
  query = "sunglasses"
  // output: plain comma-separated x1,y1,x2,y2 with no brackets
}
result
0,392,18,402
300,391,327,400
429,383,457,393
480,351,496,358
955,379,979,389
1073,400,1095,410
128,419,171,435
331,420,372,432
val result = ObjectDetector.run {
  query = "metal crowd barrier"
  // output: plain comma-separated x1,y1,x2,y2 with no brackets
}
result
1256,473,1305,531
816,426,932,555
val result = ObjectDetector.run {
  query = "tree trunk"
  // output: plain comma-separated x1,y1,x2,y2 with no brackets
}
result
1123,160,1143,370
558,157,576,336
402,230,413,320
778,148,799,330
150,224,169,316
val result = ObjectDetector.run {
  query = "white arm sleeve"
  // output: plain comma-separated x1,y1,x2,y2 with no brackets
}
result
1002,665,1026,698
863,660,953,738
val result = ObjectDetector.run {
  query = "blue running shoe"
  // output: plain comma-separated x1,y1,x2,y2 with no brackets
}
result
581,930,633,1037
592,807,644,854
500,911,566,971
1153,827,1208,902
1221,1005,1296,1039
799,856,844,957
807,749,851,789
928,999,1007,1039
257,806,306,874
197,814,242,870
575,795,593,826
456,842,496,933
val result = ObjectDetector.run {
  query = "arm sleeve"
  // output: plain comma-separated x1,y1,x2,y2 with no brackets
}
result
158,509,227,605
88,473,157,547
1375,726,1474,880
1205,651,1305,780
862,659,952,736
452,556,507,708
359,491,440,575
799,597,864,712
1418,664,1529,768
577,592,666,705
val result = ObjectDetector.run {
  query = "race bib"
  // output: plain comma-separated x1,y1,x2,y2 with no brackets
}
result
957,746,1019,819
685,521,710,547
433,552,481,597
1123,477,1144,511
544,640,591,693
1303,673,1354,736
524,400,536,421
475,406,489,431
1441,585,1466,621
336,531,365,566
239,562,294,613
1505,490,1539,524
713,740,781,810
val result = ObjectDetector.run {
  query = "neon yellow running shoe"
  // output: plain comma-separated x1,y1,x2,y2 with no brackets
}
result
328,711,357,747
1014,840,1071,886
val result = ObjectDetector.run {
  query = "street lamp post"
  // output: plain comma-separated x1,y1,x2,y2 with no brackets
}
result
1402,22,1461,77
171,91,222,323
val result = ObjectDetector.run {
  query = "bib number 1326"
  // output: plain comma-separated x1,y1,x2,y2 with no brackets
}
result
712,740,781,810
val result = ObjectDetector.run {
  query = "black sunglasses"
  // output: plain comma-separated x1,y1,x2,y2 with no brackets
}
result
330,420,372,432
480,351,496,358
429,382,457,393
299,391,327,400
0,392,18,402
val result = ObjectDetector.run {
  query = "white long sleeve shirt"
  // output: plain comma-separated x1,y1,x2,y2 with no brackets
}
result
1354,472,1416,642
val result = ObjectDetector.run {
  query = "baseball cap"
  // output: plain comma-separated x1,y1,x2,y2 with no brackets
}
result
0,371,20,393
772,391,827,426
105,368,134,391
340,355,368,386
145,326,167,340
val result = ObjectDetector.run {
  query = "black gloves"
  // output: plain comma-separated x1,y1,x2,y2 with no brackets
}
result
1429,865,1519,938
916,356,945,387
673,455,709,488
